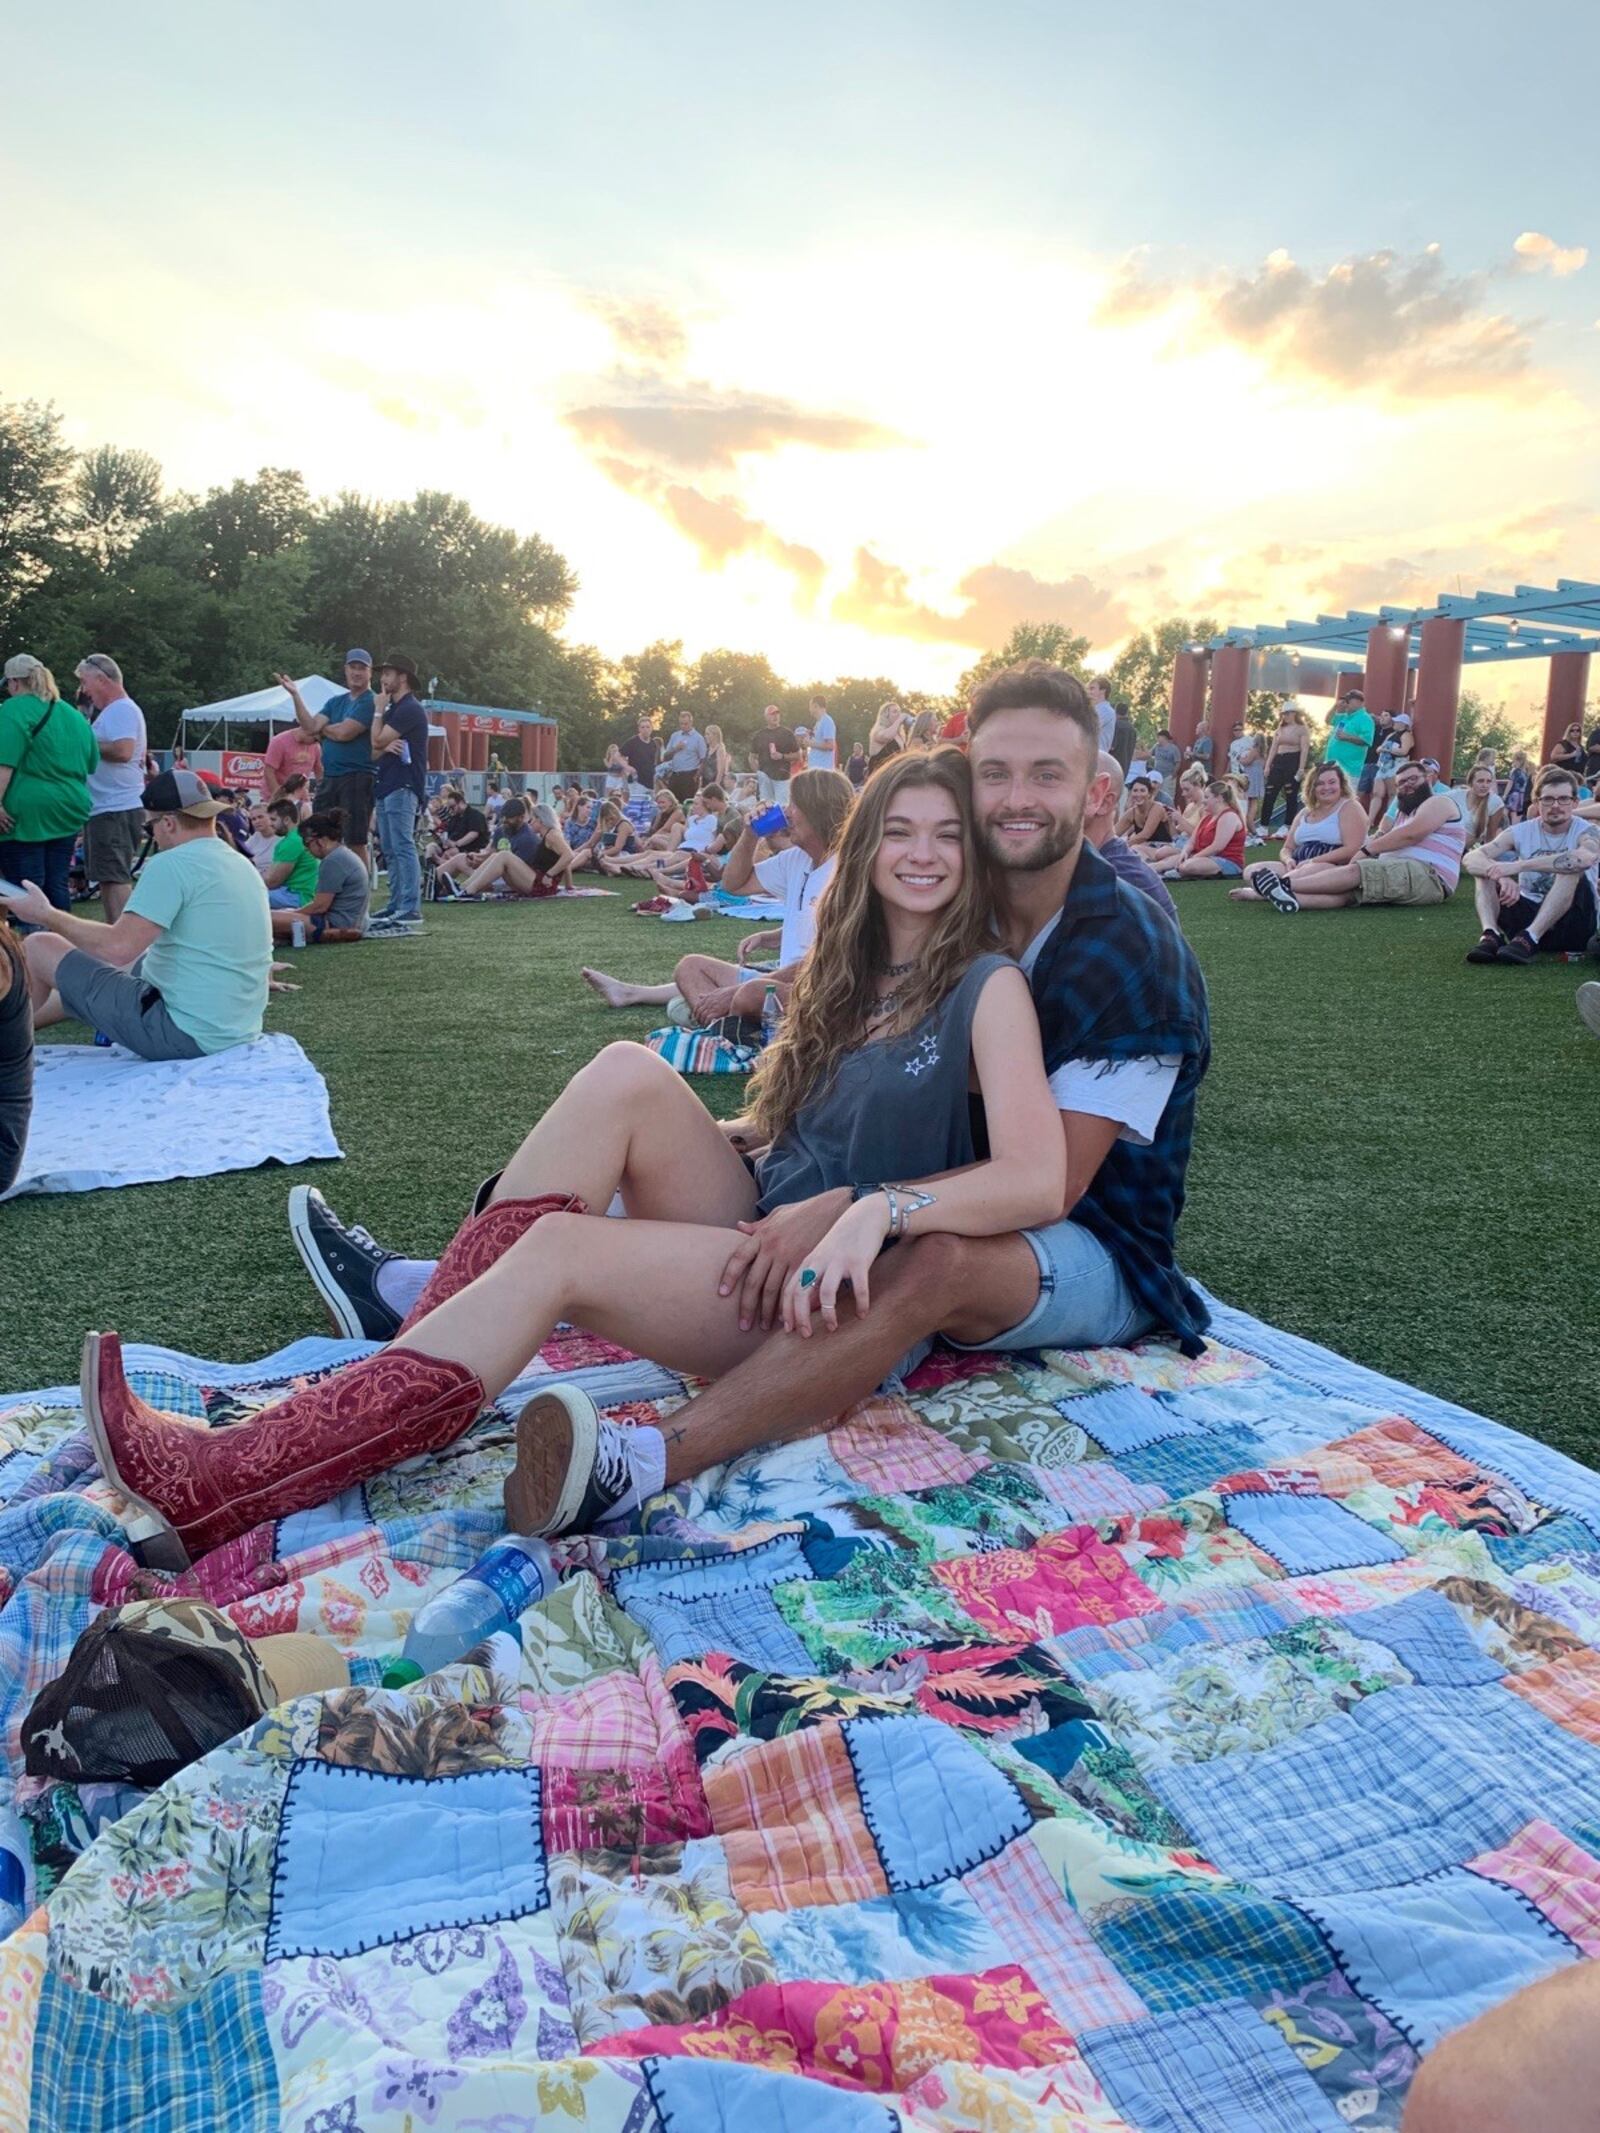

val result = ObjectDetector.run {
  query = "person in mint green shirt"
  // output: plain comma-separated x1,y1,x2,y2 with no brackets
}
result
0,655,99,911
262,797,320,907
1324,690,1374,782
11,768,270,1060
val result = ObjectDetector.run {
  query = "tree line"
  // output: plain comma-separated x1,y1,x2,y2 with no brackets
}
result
0,395,1518,771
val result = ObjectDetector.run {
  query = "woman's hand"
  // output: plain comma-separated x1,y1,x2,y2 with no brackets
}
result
782,1193,892,1336
718,1187,850,1331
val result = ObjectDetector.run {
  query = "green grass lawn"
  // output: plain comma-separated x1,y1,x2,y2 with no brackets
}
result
8,883,1597,1465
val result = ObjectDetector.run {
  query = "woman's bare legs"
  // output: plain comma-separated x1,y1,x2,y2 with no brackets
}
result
487,1040,758,1224
386,1212,767,1403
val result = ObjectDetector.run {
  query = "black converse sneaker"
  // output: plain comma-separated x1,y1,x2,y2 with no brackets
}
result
286,1187,405,1341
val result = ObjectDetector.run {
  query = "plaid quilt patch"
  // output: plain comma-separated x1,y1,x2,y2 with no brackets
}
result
12,1300,1600,2128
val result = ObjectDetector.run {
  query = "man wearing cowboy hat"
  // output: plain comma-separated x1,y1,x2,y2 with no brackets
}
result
9,767,270,1060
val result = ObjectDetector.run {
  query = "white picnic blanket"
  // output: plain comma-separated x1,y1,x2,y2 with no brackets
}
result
3,1032,342,1198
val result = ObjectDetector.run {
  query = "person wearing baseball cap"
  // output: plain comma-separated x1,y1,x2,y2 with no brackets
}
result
0,653,100,912
275,651,377,870
8,764,271,1060
22,1597,349,1790
369,652,431,930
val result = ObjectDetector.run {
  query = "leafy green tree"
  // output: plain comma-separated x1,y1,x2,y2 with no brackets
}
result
607,640,686,732
141,468,315,591
1105,618,1220,739
952,621,1091,710
1450,689,1522,778
683,649,784,748
0,396,75,629
73,445,164,569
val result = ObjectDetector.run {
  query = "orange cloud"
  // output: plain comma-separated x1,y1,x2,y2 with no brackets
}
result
1511,231,1588,279
1100,243,1533,399
567,383,903,471
584,294,691,368
835,551,1133,650
594,455,824,589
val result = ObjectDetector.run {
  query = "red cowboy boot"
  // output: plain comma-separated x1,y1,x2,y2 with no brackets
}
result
397,1189,588,1334
83,1332,489,1568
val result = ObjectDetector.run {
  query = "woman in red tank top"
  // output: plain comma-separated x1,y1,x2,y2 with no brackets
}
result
1150,781,1247,881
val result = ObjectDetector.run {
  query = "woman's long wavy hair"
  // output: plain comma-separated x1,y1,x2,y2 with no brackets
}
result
747,747,991,1143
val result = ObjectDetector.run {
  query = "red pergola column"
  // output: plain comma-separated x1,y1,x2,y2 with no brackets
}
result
1364,624,1410,718
1334,668,1365,705
520,724,539,774
1412,618,1465,773
1206,644,1251,770
1542,651,1591,764
1169,649,1209,750
536,724,558,773
440,712,463,769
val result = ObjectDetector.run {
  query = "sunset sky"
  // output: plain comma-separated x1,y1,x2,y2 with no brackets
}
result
7,0,1599,710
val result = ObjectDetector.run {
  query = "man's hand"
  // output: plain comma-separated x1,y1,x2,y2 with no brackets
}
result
1497,876,1521,908
718,1188,851,1332
0,805,14,836
274,673,304,702
6,880,53,928
694,983,741,1023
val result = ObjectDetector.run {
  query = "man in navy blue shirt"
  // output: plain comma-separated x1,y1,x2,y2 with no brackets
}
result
368,653,430,930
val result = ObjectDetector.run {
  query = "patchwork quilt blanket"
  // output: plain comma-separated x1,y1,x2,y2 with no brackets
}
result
3,1298,1600,2131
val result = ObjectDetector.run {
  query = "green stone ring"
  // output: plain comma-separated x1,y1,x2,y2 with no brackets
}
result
799,1268,818,1289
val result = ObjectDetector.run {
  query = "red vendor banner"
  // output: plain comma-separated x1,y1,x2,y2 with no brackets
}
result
221,751,267,793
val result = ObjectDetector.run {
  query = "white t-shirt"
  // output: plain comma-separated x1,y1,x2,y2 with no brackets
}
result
754,846,835,967
87,695,147,815
682,812,719,854
1227,736,1254,775
807,712,838,770
1504,816,1600,901
1019,910,1178,1143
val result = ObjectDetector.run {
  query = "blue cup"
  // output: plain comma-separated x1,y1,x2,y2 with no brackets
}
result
751,804,788,837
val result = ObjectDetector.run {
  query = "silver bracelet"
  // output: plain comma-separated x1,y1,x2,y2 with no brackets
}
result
885,1184,936,1238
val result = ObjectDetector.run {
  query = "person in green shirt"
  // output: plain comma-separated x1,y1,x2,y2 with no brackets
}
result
0,654,100,911
261,797,320,907
1324,690,1375,782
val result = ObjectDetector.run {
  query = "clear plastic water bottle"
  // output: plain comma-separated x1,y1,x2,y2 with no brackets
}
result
760,982,783,1046
290,917,307,949
381,1535,556,1687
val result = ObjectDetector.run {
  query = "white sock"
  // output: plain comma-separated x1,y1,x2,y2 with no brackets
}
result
601,1420,667,1519
375,1257,434,1317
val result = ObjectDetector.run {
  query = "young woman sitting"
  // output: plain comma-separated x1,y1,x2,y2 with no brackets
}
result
1232,761,1368,908
625,786,738,894
82,750,1065,1564
456,800,575,898
569,801,642,875
1148,779,1246,879
1116,776,1172,849
1459,762,1510,851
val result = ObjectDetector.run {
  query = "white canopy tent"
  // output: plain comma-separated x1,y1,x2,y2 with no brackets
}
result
181,677,443,744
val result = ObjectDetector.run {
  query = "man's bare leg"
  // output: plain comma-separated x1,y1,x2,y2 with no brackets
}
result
100,881,132,923
1401,1961,1600,2132
23,935,72,1024
647,1231,1043,1485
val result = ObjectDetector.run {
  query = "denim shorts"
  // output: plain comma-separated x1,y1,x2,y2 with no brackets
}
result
951,1218,1154,1354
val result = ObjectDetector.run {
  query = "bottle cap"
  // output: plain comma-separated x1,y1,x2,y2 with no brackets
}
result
381,1659,424,1690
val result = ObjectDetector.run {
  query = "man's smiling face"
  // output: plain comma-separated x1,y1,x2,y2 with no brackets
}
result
970,704,1095,874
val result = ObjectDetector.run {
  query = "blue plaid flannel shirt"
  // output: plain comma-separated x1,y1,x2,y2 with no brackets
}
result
1028,840,1212,1354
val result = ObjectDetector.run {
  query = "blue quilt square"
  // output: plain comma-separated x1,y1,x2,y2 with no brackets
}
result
614,1531,818,1670
1117,1425,1273,1499
646,2053,901,2131
842,1712,1030,1891
267,1759,547,1960
1082,1997,1346,2132
1150,1683,1600,1896
1223,1491,1406,1574
1301,1869,1577,2052
1090,1885,1332,2013
32,1970,278,2133
1349,1589,1504,1688
1487,1513,1599,1571
760,1882,1007,1984
1062,1385,1200,1455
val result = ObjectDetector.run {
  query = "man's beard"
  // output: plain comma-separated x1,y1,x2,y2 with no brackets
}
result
978,804,1084,873
1395,784,1427,816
